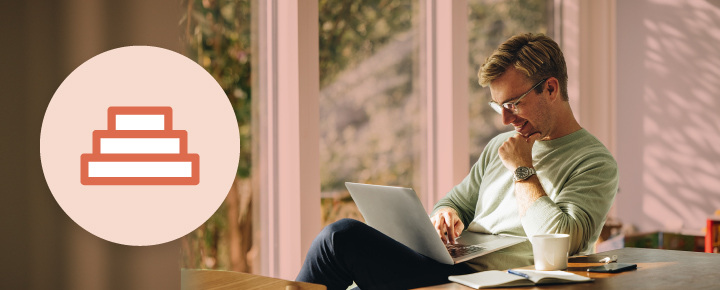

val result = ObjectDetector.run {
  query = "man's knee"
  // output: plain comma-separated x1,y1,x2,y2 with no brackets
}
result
315,218,365,248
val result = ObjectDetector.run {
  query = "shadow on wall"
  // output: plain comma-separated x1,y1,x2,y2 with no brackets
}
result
617,0,720,233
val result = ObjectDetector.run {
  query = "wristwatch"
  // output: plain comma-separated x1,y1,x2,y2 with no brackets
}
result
513,166,536,182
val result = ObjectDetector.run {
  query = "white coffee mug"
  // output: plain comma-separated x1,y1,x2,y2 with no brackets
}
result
531,234,570,271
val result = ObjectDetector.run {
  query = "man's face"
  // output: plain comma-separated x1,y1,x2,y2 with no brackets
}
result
489,67,553,140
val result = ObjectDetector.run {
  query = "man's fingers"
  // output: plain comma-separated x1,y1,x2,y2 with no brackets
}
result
443,212,454,228
433,209,464,244
443,212,459,244
454,222,464,238
433,215,448,244
437,228,448,244
526,132,541,144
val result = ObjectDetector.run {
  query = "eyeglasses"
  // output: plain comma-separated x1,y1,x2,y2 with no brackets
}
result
488,78,548,115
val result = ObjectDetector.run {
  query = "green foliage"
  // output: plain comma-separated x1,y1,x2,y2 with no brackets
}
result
184,0,252,178
319,0,413,87
180,0,252,270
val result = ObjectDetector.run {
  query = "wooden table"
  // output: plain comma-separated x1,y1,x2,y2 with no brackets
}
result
181,269,326,290
416,248,720,289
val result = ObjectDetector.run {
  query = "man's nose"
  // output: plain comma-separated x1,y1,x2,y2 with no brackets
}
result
501,109,515,125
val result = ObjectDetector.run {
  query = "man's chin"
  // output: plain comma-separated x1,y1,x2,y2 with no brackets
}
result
515,124,537,138
519,131,541,139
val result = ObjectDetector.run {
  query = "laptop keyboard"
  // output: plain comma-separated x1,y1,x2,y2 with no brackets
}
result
446,244,485,258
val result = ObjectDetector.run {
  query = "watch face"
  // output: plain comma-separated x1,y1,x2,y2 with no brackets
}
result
515,167,533,180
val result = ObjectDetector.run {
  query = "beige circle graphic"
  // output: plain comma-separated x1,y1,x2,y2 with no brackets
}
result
40,46,239,246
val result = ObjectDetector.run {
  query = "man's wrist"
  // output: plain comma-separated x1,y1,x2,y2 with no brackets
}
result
432,205,456,216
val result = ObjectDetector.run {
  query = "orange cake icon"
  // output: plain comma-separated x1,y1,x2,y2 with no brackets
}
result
80,107,200,185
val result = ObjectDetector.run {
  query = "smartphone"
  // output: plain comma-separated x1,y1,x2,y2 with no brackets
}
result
587,263,637,273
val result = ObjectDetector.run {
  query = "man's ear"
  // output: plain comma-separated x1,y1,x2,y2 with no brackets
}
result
546,77,559,102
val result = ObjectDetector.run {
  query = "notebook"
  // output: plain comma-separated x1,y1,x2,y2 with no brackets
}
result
345,182,526,265
448,269,593,288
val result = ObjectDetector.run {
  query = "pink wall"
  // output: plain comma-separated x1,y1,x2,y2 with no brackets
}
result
616,0,720,233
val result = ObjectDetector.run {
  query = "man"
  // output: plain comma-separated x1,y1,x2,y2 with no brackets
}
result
297,33,618,290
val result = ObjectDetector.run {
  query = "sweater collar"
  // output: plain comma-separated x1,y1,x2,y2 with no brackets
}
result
534,128,588,149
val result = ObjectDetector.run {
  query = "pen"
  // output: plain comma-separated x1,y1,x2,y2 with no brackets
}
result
507,269,530,279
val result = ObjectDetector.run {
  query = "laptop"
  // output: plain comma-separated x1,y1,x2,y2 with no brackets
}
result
345,182,526,265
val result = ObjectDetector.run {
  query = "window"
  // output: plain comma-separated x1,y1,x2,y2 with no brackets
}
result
318,0,422,226
178,0,557,278
180,0,255,273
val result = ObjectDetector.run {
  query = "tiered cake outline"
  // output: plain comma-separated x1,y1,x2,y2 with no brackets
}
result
80,107,200,185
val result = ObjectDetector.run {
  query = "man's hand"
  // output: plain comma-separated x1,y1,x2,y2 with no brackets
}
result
498,132,541,171
500,132,547,217
430,207,464,244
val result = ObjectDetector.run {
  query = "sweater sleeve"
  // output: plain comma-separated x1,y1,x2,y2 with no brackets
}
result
432,161,482,227
520,151,619,254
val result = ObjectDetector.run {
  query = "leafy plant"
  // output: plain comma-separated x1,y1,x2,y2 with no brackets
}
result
179,0,254,272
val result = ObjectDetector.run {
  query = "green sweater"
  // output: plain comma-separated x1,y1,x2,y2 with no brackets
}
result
433,129,618,271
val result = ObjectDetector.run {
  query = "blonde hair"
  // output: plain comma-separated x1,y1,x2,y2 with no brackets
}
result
479,33,569,101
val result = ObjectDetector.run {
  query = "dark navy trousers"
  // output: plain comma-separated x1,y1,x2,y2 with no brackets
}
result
296,218,475,290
